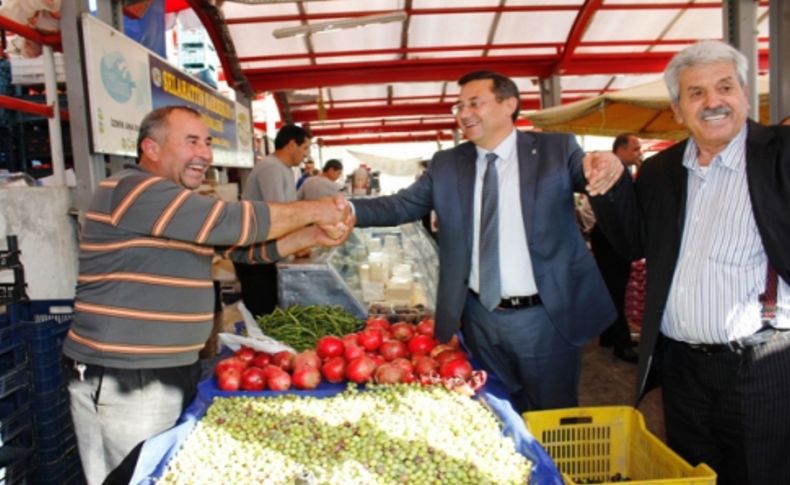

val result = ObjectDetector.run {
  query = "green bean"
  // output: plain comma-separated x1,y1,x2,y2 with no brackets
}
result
255,305,362,351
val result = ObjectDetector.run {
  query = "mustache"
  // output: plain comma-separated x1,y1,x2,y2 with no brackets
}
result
700,106,731,118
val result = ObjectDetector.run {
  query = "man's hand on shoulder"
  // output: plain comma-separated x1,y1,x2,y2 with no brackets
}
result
583,151,625,196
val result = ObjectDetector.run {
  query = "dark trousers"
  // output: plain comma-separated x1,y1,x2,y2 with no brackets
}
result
461,291,581,413
661,332,790,485
233,261,278,317
589,226,632,349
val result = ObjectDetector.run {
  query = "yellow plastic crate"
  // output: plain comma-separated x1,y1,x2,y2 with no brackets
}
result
524,406,716,485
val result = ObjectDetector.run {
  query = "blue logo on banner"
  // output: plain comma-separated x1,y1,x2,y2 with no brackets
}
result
100,52,135,103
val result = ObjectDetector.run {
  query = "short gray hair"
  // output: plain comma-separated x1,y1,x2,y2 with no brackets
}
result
137,105,202,160
663,40,748,104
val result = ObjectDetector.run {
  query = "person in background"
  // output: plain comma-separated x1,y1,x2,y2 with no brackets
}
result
350,70,616,412
234,124,311,317
298,159,344,200
296,159,317,189
613,132,643,172
62,106,351,485
590,133,643,363
587,40,790,484
781,115,790,126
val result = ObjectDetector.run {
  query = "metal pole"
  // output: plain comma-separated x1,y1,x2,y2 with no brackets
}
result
723,0,759,120
61,0,108,212
42,44,65,186
769,0,790,123
539,76,562,109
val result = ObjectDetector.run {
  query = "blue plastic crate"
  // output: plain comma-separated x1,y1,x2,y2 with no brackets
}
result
33,404,73,444
0,364,28,401
8,300,74,325
29,387,69,424
0,338,26,375
34,427,77,464
25,352,65,394
0,323,21,351
27,351,64,381
28,368,64,395
0,402,31,446
32,448,85,485
19,318,71,354
0,444,32,484
18,318,71,395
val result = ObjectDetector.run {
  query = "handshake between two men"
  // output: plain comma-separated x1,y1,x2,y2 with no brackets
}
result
268,193,356,258
312,194,355,245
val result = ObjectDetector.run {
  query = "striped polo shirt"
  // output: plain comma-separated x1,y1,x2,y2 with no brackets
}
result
63,165,279,369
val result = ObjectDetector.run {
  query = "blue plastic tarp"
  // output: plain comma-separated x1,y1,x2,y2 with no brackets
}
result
130,373,563,485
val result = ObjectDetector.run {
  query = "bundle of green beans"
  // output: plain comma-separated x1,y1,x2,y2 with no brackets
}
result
255,305,362,351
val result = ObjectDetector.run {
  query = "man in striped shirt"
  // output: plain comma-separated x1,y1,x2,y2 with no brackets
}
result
62,105,351,484
587,41,790,484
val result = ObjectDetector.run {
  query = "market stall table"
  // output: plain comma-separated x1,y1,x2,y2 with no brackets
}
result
128,370,564,484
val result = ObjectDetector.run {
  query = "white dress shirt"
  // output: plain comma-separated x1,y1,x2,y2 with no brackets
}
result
661,125,789,344
469,129,538,298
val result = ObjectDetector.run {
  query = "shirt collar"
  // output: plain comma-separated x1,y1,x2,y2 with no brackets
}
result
476,128,517,162
682,123,748,173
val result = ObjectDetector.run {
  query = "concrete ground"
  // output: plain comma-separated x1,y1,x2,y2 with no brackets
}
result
578,340,665,442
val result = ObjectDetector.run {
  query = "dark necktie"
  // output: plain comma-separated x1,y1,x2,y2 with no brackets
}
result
479,152,501,311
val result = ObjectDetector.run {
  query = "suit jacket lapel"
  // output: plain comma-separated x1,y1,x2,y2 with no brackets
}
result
744,120,774,196
669,140,689,234
517,131,538,237
456,142,478,253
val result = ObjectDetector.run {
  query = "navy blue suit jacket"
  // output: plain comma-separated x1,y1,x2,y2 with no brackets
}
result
354,130,616,344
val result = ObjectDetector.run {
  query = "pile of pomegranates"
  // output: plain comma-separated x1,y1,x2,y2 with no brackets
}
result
214,316,486,395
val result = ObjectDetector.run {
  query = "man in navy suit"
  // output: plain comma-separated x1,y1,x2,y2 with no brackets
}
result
351,71,615,412
587,41,790,484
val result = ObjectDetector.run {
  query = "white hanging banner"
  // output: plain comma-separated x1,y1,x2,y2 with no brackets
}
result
80,14,253,168
347,149,423,177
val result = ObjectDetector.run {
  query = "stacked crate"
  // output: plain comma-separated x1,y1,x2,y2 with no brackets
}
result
0,316,33,484
0,235,33,484
178,28,219,88
11,300,84,484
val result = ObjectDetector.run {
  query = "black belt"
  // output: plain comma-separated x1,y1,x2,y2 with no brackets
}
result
470,290,542,310
679,328,790,355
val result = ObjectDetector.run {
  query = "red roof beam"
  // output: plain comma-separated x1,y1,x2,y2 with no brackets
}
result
288,89,610,108
249,51,768,93
308,122,457,137
318,133,456,147
246,56,557,92
240,42,563,63
557,0,604,74
290,99,576,123
242,36,763,64
226,2,768,25
568,51,769,76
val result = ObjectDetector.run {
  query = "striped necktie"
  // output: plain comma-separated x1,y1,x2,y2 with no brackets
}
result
478,152,501,311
